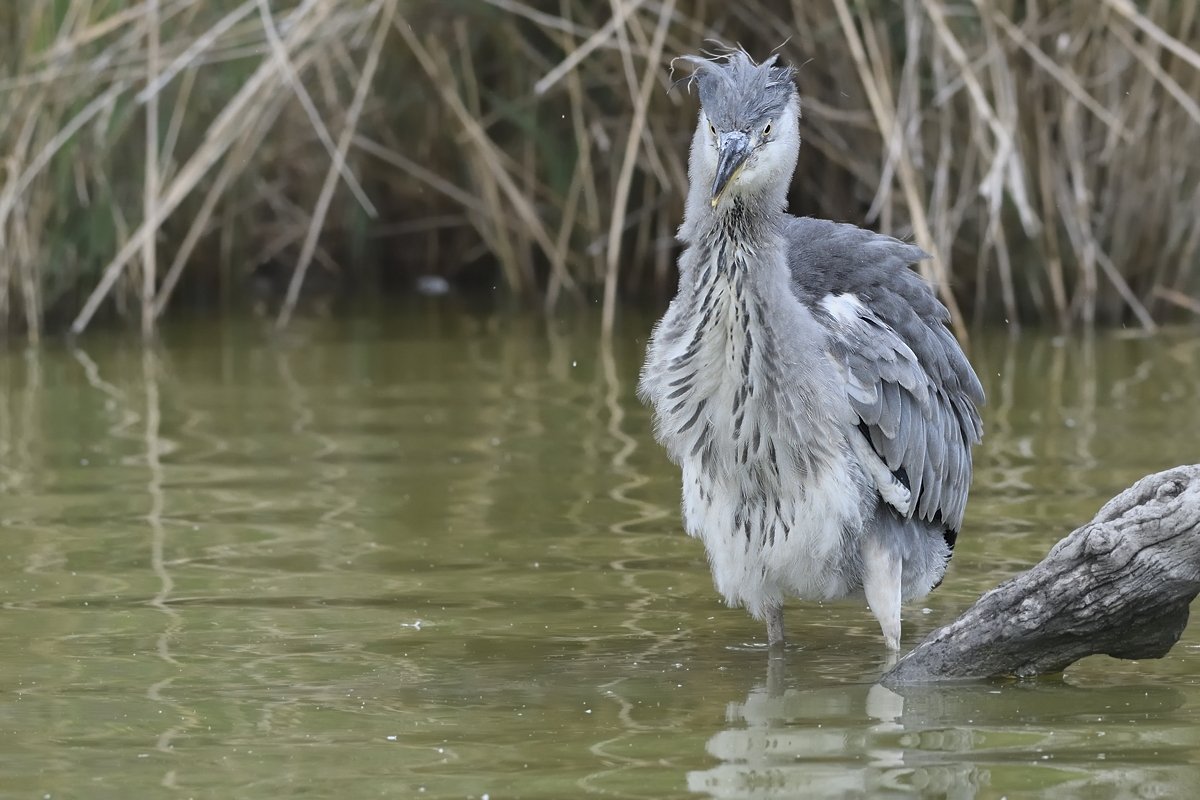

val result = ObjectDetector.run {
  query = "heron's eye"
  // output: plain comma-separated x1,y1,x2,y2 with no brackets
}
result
709,123,717,137
763,122,773,138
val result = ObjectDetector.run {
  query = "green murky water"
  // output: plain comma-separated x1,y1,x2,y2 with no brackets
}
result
2,304,1199,799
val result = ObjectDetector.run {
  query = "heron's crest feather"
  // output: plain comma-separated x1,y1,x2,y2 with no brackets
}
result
673,48,797,128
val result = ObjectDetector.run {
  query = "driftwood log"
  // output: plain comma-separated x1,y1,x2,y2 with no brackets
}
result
882,464,1200,685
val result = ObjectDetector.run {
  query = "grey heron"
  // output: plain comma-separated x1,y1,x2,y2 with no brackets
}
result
638,50,984,650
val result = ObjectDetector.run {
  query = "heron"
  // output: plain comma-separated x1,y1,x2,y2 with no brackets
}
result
638,50,984,650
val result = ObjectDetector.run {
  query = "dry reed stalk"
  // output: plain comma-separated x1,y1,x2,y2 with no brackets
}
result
450,23,535,293
535,0,648,96
153,91,290,317
1106,0,1200,72
1154,286,1200,317
986,4,1131,144
350,135,494,221
0,82,128,243
559,9,606,289
14,202,40,342
142,0,160,337
255,0,376,219
602,0,673,337
1032,100,1069,327
921,0,1038,236
135,2,258,104
257,179,343,278
393,10,576,303
550,149,587,306
277,0,395,329
1059,99,1099,327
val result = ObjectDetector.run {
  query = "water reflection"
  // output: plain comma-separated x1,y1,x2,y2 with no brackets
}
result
688,653,1200,799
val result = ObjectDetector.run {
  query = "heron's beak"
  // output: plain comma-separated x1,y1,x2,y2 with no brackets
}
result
711,132,751,207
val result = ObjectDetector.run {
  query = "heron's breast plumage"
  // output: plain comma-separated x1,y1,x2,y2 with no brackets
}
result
641,242,871,616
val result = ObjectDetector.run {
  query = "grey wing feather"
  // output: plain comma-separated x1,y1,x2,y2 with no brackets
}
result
901,398,924,500
783,216,985,533
878,381,902,441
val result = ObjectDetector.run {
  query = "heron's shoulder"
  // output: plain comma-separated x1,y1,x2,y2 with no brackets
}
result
781,216,931,305
783,215,984,407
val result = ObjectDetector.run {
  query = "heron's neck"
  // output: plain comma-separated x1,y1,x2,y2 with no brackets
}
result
683,178,787,243
680,188,789,297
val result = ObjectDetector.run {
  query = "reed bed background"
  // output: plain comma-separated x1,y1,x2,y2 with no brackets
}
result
1,0,1198,339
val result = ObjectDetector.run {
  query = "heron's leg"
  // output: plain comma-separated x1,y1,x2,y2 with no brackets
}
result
766,645,787,697
766,604,785,647
863,539,903,651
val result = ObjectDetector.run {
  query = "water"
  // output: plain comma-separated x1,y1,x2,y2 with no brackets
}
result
1,304,1198,799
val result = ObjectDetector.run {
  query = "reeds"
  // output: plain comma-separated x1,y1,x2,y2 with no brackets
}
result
1,0,394,338
2,1,1199,337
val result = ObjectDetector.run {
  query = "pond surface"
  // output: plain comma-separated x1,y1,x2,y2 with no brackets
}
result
2,303,1199,799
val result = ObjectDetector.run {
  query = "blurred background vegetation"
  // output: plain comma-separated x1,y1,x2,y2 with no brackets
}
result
1,0,1198,340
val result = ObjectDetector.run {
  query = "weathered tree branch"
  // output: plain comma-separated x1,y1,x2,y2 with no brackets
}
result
882,465,1200,685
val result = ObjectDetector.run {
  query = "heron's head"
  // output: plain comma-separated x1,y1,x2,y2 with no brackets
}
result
677,50,800,209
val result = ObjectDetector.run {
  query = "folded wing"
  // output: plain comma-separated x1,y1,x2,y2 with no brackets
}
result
783,217,984,535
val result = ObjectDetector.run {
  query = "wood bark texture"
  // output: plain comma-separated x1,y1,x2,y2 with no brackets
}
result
882,464,1200,685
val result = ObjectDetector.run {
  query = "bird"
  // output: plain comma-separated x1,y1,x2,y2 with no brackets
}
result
638,50,984,651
